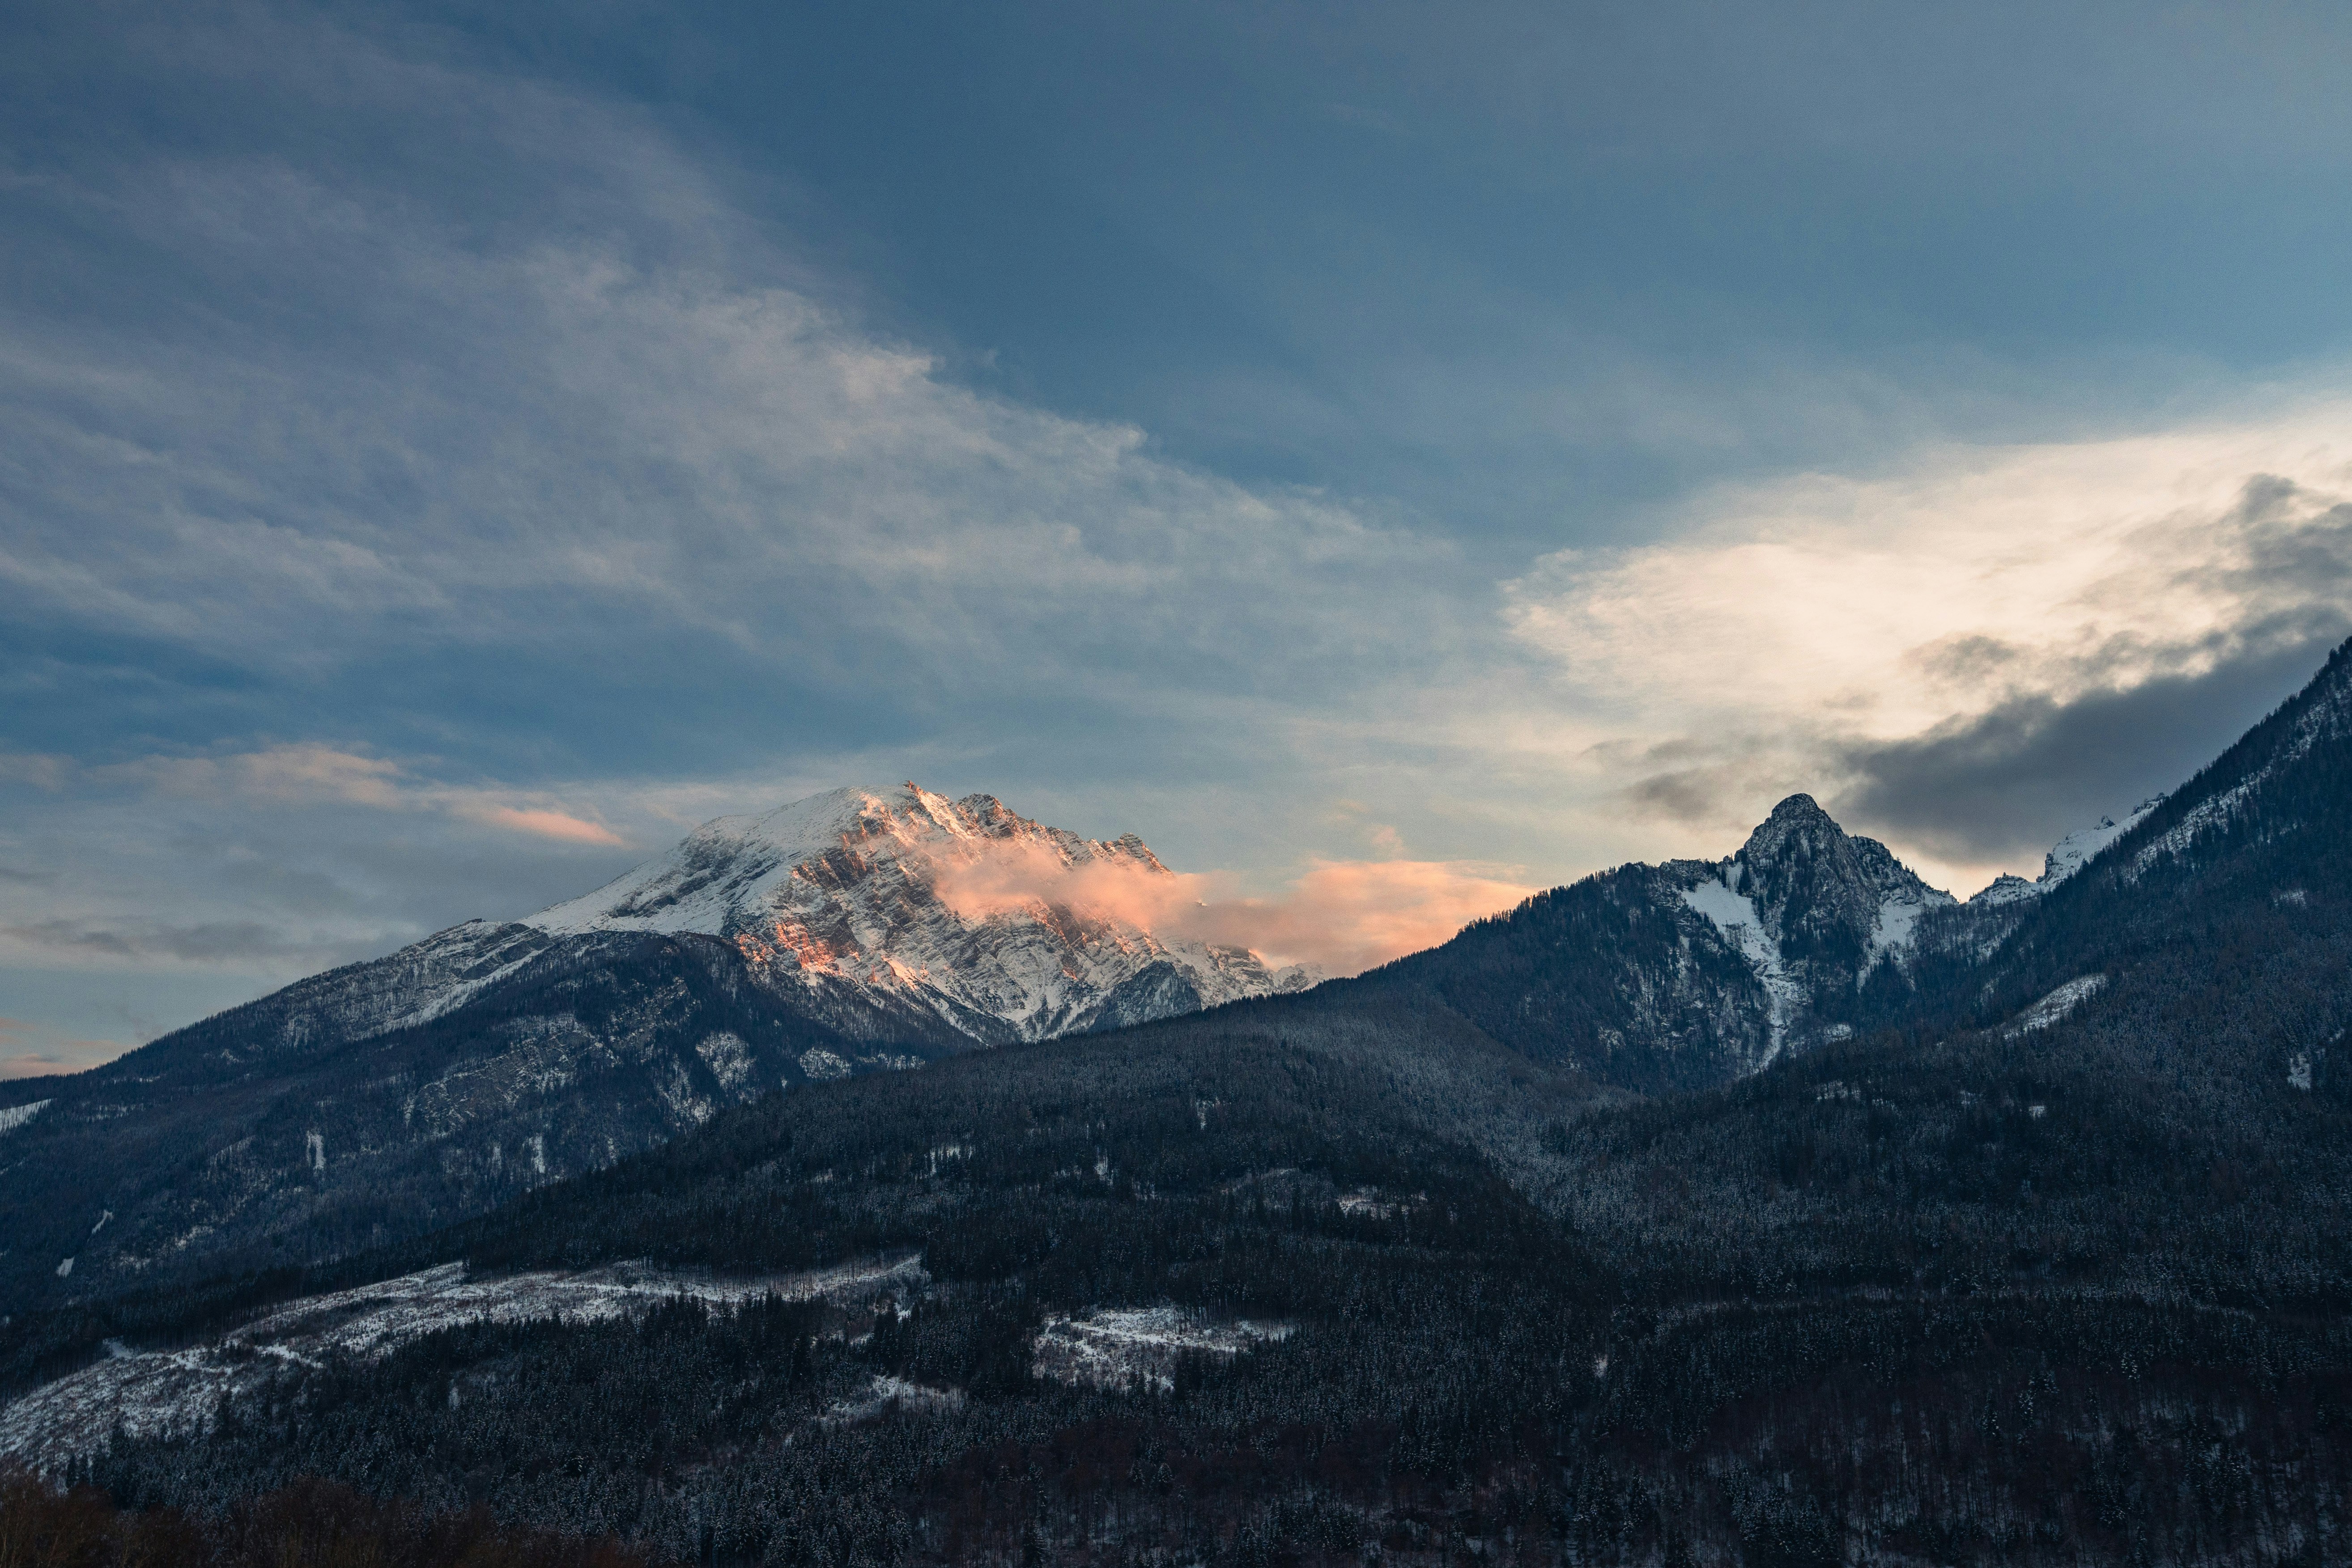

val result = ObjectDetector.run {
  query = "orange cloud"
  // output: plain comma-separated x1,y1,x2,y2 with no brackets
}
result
1181,859,1537,977
932,843,1533,977
462,806,626,845
0,1018,122,1078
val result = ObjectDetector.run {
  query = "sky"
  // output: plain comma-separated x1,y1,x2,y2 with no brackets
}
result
6,0,2352,1075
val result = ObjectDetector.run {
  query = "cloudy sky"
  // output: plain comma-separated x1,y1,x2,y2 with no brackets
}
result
7,0,2352,1074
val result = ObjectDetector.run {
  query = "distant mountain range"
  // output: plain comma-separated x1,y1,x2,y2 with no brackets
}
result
0,731,2243,1313
8,641,2352,1564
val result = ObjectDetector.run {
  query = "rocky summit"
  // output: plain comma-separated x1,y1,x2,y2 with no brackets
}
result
530,782,1316,1043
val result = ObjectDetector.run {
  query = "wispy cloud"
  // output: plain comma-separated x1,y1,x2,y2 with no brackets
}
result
0,16,1446,755
452,806,625,846
1,919,302,964
23,745,629,847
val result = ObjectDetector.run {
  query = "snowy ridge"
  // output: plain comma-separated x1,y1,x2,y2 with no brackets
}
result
1960,799,2163,910
528,783,1312,1043
2048,803,2160,884
2133,667,2352,876
0,1101,51,1136
1969,874,2043,909
230,920,562,1057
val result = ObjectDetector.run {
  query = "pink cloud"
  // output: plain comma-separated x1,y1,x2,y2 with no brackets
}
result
1180,859,1537,977
464,806,627,845
0,1019,123,1078
932,844,1533,977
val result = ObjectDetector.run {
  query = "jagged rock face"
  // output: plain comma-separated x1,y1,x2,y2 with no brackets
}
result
1635,796,1956,1070
1733,794,1953,972
1380,795,1960,1092
531,783,1314,1043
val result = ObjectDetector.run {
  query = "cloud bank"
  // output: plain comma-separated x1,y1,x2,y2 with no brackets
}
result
1506,412,2352,881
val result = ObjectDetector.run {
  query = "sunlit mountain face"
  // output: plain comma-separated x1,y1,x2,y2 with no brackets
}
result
530,782,1318,1043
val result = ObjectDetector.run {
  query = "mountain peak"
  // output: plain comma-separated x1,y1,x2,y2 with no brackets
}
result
524,783,1281,1042
1736,792,1850,872
1722,792,1952,973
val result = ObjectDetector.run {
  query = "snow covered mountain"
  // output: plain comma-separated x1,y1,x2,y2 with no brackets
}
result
1373,789,2178,1092
0,786,1314,1313
528,783,1314,1043
1966,798,2165,908
1667,794,1956,1065
1371,792,1967,1092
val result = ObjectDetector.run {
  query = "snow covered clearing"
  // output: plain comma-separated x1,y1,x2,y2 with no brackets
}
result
1031,1307,1291,1393
0,1253,929,1470
1338,1190,1400,1218
823,1375,964,1425
2004,975,2107,1038
0,1100,51,1136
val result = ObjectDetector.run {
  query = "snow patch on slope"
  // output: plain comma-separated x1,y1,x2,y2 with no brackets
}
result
0,1101,51,1136
2004,975,2107,1038
1680,871,1804,1064
1869,889,1939,955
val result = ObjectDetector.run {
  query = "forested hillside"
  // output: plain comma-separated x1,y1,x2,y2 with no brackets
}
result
22,958,2352,1565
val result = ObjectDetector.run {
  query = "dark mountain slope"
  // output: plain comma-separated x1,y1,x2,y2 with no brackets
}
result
1962,637,2352,1040
36,960,2352,1568
1357,794,1950,1092
1353,863,1775,1092
0,931,951,1314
